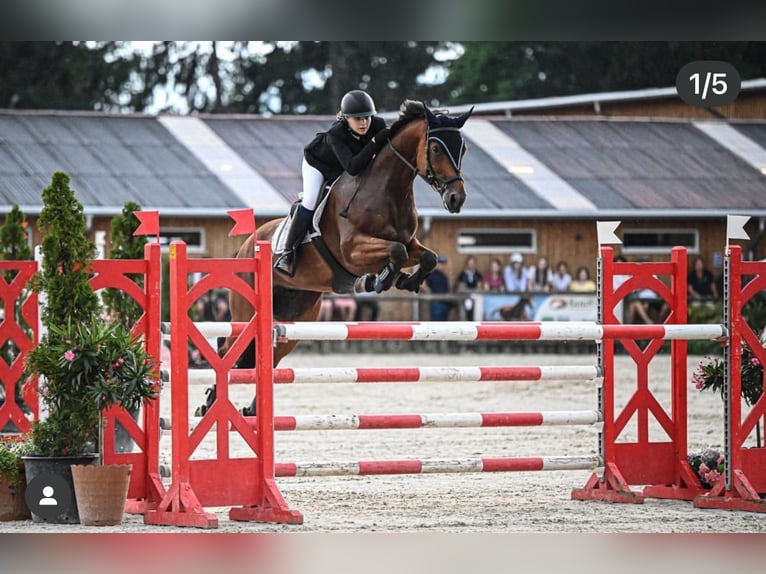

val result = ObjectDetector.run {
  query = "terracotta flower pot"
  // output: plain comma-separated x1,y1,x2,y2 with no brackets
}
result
0,474,30,521
71,463,132,526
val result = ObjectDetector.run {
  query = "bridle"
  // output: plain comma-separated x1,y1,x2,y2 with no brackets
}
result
388,121,465,197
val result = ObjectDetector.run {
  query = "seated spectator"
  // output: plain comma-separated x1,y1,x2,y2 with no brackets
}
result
627,287,657,324
318,298,334,321
528,255,553,292
549,260,572,292
421,255,453,321
483,258,506,292
503,252,531,292
354,291,380,321
570,266,597,292
454,255,483,320
332,297,357,321
688,256,718,302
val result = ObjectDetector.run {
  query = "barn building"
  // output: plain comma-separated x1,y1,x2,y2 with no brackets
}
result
1,80,765,320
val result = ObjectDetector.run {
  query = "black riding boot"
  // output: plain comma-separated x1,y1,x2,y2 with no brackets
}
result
274,205,314,277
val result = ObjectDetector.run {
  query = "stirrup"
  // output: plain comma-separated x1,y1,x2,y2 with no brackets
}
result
274,251,296,277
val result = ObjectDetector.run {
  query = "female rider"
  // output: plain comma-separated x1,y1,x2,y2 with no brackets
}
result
274,89,391,276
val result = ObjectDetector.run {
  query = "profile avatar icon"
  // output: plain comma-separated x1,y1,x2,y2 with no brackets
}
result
39,485,58,506
25,473,72,521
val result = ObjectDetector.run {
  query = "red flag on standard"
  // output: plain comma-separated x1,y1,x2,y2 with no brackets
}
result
228,209,255,237
133,211,160,237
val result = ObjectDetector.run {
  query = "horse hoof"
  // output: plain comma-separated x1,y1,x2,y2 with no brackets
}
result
241,404,256,417
373,263,396,293
395,273,421,293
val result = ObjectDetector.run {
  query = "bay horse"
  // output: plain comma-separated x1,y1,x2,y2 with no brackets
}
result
200,100,472,415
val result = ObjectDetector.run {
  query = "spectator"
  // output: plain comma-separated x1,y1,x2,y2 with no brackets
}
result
504,252,530,292
549,260,572,292
454,255,483,320
627,287,659,324
318,298,334,321
319,297,357,321
210,289,231,322
332,297,357,321
354,291,380,321
528,255,553,292
422,255,453,321
688,256,718,302
570,266,596,292
483,258,506,292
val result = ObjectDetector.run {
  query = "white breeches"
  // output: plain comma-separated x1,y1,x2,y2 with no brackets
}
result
301,158,325,211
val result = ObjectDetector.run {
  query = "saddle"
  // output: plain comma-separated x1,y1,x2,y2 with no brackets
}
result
273,179,360,294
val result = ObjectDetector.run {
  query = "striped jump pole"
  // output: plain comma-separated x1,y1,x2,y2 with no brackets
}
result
178,365,602,386
163,409,602,432
274,321,726,342
161,321,249,339
275,455,602,477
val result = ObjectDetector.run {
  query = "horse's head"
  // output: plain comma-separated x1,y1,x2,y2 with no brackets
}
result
422,105,473,214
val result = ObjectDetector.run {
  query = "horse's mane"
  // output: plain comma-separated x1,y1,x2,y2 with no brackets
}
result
389,100,426,135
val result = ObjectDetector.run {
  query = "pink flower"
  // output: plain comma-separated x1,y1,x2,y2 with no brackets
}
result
699,462,709,473
64,350,75,362
704,470,721,485
695,381,703,390
751,357,760,367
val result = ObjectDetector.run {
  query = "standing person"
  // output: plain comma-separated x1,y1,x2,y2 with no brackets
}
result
483,258,506,292
528,255,552,292
570,266,597,292
274,90,391,276
687,256,718,302
454,255,484,320
503,252,530,292
421,255,453,321
549,260,572,292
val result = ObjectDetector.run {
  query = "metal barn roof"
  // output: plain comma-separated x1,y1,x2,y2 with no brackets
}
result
1,101,765,220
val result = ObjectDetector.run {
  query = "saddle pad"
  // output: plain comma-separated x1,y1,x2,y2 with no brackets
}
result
271,179,337,255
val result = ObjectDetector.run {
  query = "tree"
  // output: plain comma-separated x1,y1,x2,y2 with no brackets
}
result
442,42,766,104
34,171,100,327
101,201,148,330
0,42,135,111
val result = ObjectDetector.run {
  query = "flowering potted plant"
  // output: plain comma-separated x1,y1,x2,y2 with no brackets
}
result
22,172,158,525
687,446,725,489
692,336,764,408
689,330,764,488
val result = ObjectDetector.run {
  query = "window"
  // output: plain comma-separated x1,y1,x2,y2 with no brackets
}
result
158,228,206,253
457,228,536,254
621,228,699,255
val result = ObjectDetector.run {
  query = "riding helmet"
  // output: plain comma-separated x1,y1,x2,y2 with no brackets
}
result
339,90,376,117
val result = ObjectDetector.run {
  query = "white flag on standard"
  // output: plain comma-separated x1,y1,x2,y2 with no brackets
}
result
596,221,622,246
726,214,751,241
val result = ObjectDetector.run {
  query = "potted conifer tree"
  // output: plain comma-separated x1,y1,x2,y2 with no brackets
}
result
23,172,158,525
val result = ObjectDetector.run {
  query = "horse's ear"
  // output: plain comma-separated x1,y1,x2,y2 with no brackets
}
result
424,104,438,125
454,106,474,128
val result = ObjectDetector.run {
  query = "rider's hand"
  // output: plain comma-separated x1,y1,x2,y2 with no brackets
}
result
372,128,391,144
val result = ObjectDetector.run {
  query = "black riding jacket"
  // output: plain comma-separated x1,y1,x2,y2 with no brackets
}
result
304,116,388,182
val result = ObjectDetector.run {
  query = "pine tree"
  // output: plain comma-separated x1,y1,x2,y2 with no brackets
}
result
102,201,147,330
34,171,100,327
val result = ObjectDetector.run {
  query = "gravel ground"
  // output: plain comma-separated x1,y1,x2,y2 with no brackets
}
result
3,349,765,533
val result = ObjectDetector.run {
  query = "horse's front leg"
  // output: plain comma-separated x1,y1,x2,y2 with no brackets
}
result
395,237,438,293
341,233,408,293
